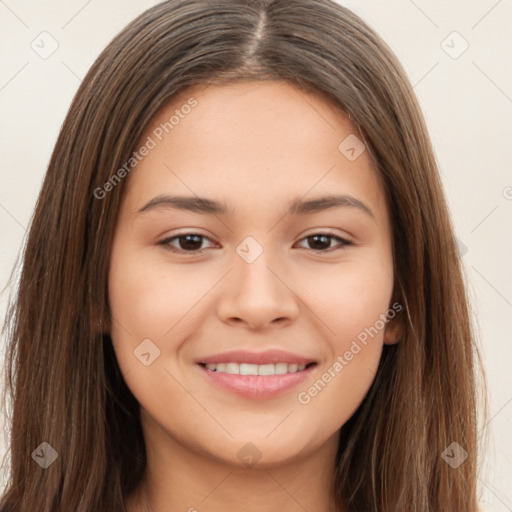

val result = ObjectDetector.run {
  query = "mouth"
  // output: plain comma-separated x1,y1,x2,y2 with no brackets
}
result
198,361,317,375
195,350,318,399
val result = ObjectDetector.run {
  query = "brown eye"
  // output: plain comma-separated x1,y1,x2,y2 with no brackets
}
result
296,233,352,252
159,233,214,253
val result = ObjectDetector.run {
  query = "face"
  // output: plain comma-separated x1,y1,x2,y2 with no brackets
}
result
108,80,396,469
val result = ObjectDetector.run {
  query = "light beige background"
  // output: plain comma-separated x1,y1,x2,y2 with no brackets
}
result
0,0,511,509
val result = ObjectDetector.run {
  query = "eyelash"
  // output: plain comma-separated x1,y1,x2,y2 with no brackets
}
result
158,232,352,255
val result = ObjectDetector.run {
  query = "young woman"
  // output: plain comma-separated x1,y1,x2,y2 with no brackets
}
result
0,1,487,511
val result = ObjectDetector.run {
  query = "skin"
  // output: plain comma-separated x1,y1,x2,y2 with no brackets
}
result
108,80,398,512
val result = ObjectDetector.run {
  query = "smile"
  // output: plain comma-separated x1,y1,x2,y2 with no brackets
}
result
200,362,311,375
196,350,318,399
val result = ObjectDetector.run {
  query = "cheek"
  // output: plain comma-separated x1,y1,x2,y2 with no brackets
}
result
294,256,393,346
108,247,210,344
291,259,393,424
107,246,209,420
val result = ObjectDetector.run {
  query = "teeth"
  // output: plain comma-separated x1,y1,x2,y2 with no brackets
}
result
274,363,288,375
204,362,308,375
225,362,239,374
240,363,258,375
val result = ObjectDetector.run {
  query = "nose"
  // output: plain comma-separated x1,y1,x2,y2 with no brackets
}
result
216,248,300,331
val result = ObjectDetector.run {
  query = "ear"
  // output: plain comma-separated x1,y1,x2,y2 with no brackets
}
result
383,283,405,345
383,320,402,345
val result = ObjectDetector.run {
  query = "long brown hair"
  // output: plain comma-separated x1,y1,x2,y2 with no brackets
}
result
0,0,488,510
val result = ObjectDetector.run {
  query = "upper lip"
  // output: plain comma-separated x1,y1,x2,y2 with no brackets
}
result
196,349,316,366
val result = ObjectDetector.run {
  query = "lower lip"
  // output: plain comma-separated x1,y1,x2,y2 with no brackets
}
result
198,364,316,399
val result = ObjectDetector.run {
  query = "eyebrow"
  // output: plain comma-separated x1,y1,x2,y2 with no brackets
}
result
137,194,375,219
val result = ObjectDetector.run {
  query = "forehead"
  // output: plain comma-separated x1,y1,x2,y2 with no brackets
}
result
123,80,386,222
